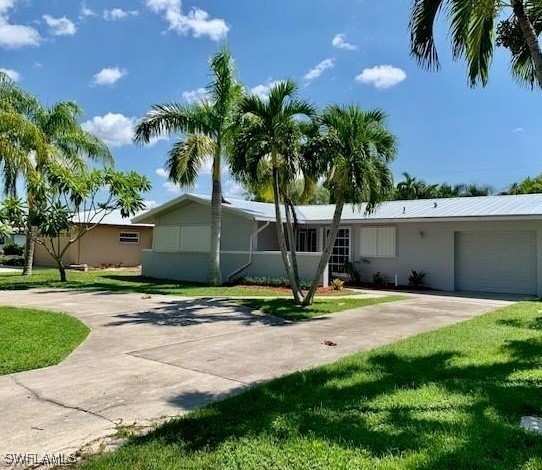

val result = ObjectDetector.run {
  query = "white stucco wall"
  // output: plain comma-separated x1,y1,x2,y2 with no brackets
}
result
348,219,542,295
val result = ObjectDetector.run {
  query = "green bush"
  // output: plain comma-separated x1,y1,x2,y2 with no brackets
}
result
2,243,23,256
238,276,312,290
3,257,24,266
330,278,345,290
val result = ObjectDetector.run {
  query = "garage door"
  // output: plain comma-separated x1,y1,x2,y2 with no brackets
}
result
455,231,537,295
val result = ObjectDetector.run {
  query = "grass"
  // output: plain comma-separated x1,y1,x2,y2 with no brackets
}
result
239,296,404,321
0,306,89,375
79,301,542,469
0,269,354,298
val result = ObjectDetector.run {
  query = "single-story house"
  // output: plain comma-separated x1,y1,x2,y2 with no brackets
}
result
34,210,153,268
0,232,26,253
133,193,542,296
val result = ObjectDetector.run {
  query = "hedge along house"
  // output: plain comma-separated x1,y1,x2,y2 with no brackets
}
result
34,210,153,268
133,193,542,296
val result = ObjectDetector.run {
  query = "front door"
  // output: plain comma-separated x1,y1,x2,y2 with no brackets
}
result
327,227,350,276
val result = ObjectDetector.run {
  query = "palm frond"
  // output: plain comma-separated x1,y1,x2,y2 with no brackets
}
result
409,0,446,69
165,133,214,188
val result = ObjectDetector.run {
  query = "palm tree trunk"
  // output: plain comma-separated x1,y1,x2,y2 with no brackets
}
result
272,166,303,304
284,200,302,297
513,0,542,88
208,149,222,286
22,225,35,276
302,199,344,306
56,258,67,282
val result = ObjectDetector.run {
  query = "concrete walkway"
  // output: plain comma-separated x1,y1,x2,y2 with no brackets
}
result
0,289,513,461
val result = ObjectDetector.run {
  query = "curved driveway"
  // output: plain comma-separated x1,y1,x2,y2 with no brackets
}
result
0,289,512,462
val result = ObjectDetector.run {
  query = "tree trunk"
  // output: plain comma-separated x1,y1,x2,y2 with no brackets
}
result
208,149,222,286
56,259,67,282
22,226,35,276
513,0,542,88
284,200,302,296
272,166,303,304
302,199,344,306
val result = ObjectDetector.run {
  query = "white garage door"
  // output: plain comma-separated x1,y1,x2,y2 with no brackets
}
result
455,231,537,295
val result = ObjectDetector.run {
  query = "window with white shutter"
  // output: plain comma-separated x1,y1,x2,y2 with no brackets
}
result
360,227,396,257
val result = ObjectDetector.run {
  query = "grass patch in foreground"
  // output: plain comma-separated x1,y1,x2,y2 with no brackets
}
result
79,303,542,469
0,269,354,298
0,307,89,375
238,295,404,321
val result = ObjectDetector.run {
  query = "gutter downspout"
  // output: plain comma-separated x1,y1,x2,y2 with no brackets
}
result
227,221,270,283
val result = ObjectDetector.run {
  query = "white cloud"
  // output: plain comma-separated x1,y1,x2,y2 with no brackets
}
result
82,113,135,147
43,15,77,36
182,87,209,103
103,8,139,20
355,65,406,89
512,127,525,133
80,3,97,18
224,179,245,199
332,33,357,50
163,181,186,193
143,199,159,209
304,58,334,83
249,80,282,99
155,168,169,178
145,0,229,41
0,67,20,81
92,66,127,86
0,1,40,49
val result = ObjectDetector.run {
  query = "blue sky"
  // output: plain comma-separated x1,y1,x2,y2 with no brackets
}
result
1,0,541,206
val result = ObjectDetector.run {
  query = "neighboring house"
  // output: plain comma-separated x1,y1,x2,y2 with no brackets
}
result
34,210,153,268
0,232,26,252
133,193,542,296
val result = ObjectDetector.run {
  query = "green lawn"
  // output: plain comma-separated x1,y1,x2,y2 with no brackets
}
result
0,307,89,375
80,302,542,469
0,269,354,298
239,296,404,321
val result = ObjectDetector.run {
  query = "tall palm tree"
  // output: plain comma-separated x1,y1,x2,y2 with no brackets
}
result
230,80,314,303
409,0,542,88
302,105,397,306
0,73,112,275
395,172,420,200
134,49,242,286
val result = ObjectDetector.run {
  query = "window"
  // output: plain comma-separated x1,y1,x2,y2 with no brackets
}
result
119,232,140,244
360,226,396,257
326,228,350,274
296,229,317,252
179,225,210,252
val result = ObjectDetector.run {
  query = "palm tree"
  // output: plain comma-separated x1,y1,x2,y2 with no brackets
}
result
395,172,420,199
409,0,542,88
134,49,242,286
0,73,112,275
302,105,397,306
230,80,314,303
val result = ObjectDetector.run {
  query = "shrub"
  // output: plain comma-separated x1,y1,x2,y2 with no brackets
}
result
238,276,312,290
342,261,360,283
372,271,386,286
330,278,345,291
2,243,23,256
408,270,426,289
3,257,24,266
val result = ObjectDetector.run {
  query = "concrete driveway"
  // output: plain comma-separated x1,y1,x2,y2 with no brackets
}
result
0,289,513,462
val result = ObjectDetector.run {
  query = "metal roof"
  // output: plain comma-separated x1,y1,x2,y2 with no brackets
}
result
133,193,542,224
75,209,153,227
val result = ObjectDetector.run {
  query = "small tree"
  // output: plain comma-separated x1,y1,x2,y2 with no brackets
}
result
0,165,151,281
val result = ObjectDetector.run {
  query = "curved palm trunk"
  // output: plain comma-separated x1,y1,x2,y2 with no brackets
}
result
272,166,303,304
302,199,344,306
208,149,222,286
284,200,302,295
513,0,542,88
22,225,35,276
